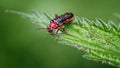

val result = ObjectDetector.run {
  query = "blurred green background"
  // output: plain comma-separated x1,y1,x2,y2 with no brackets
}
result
0,0,120,68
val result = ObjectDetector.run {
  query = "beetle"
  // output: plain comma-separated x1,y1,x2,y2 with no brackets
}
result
47,12,74,35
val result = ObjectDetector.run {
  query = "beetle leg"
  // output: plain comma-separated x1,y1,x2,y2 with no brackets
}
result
60,26,65,29
72,22,77,24
37,28,46,31
70,20,77,24
54,14,58,18
61,26,69,34
55,26,63,35
56,26,67,35
56,27,60,35
61,26,67,34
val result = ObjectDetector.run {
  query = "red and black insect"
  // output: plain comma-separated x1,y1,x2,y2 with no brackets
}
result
47,12,74,34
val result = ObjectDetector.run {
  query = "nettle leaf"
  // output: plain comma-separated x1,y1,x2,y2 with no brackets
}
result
7,10,120,67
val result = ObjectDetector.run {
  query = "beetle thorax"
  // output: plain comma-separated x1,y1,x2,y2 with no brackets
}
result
50,21,58,29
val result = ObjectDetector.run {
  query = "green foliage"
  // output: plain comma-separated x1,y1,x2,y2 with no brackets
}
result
6,10,120,67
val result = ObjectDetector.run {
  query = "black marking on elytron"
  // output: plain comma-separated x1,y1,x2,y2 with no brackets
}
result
51,12,73,25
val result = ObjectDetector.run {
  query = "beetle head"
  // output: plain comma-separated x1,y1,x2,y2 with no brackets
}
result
47,26,53,33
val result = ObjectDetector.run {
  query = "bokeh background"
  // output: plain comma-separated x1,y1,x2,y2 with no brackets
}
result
0,0,120,68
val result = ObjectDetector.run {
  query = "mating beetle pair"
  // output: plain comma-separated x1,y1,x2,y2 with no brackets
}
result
47,12,74,35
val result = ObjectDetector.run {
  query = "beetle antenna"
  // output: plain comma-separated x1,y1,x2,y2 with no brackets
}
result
36,27,47,31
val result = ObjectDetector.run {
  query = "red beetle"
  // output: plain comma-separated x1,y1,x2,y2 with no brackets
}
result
47,12,74,34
